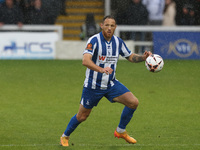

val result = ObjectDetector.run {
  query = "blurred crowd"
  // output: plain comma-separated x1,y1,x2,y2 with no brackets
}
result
1,0,199,27
80,0,200,41
112,0,200,26
0,0,66,26
110,0,200,42
1,0,199,42
110,0,200,51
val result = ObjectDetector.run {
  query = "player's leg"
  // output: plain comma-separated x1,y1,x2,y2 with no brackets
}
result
105,80,138,144
60,104,92,146
113,91,138,109
113,92,138,129
64,104,92,136
113,92,138,144
60,87,103,146
110,82,139,130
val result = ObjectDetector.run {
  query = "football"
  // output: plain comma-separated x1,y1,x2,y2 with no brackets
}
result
145,54,164,72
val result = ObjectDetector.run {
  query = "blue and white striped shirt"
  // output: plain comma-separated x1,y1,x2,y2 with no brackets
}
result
83,32,132,90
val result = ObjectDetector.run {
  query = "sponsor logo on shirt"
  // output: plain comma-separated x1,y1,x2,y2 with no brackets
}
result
98,55,118,63
99,56,106,61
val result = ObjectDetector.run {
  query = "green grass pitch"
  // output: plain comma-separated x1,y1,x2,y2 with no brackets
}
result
0,60,199,150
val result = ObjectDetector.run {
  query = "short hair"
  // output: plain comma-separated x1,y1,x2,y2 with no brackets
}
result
102,15,116,24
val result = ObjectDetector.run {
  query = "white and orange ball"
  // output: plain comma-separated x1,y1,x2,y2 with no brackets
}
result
145,54,164,72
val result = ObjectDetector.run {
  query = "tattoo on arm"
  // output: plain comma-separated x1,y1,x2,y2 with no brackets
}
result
132,55,145,63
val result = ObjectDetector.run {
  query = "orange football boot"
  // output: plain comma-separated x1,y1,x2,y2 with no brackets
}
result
60,136,69,147
114,130,137,144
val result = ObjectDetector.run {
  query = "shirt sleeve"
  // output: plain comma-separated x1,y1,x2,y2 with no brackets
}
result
119,40,132,58
83,36,97,55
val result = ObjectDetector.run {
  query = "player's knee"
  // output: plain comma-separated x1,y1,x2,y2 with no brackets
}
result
77,114,90,122
129,98,139,109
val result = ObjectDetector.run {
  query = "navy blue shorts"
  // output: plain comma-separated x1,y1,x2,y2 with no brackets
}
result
80,80,130,109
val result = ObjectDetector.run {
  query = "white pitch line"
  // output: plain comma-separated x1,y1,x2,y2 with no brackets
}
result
78,144,200,147
0,143,200,147
0,144,58,147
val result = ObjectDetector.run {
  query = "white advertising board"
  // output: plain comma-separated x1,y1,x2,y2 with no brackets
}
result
0,32,58,59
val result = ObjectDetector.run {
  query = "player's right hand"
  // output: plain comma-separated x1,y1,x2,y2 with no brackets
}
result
101,67,113,75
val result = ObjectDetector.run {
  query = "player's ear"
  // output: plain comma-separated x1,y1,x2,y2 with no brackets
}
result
100,23,103,29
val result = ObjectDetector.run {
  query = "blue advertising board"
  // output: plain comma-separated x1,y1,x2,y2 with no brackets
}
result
153,32,200,59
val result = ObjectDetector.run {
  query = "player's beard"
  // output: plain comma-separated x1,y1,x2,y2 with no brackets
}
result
103,30,113,40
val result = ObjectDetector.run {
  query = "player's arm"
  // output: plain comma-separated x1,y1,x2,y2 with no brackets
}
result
82,53,113,75
126,51,152,63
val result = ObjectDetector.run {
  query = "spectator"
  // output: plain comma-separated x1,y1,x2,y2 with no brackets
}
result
15,0,32,24
162,0,176,26
112,0,130,25
179,4,197,25
112,0,130,40
142,0,165,25
125,0,148,41
43,0,61,24
80,13,100,40
26,0,49,24
195,0,200,25
125,0,148,26
59,0,67,16
0,0,23,26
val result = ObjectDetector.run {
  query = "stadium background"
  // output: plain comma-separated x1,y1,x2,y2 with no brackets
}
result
0,0,199,150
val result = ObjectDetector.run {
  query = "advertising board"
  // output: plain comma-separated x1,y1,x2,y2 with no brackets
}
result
153,32,200,59
0,32,58,59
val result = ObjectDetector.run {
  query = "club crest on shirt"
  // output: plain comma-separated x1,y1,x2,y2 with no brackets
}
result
86,43,93,50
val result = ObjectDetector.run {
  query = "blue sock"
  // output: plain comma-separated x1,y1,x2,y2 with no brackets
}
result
64,114,80,136
118,106,136,129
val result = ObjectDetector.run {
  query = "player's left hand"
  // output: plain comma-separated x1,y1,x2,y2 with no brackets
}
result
143,51,152,59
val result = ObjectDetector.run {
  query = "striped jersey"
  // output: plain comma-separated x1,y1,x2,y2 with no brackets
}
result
83,32,132,90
